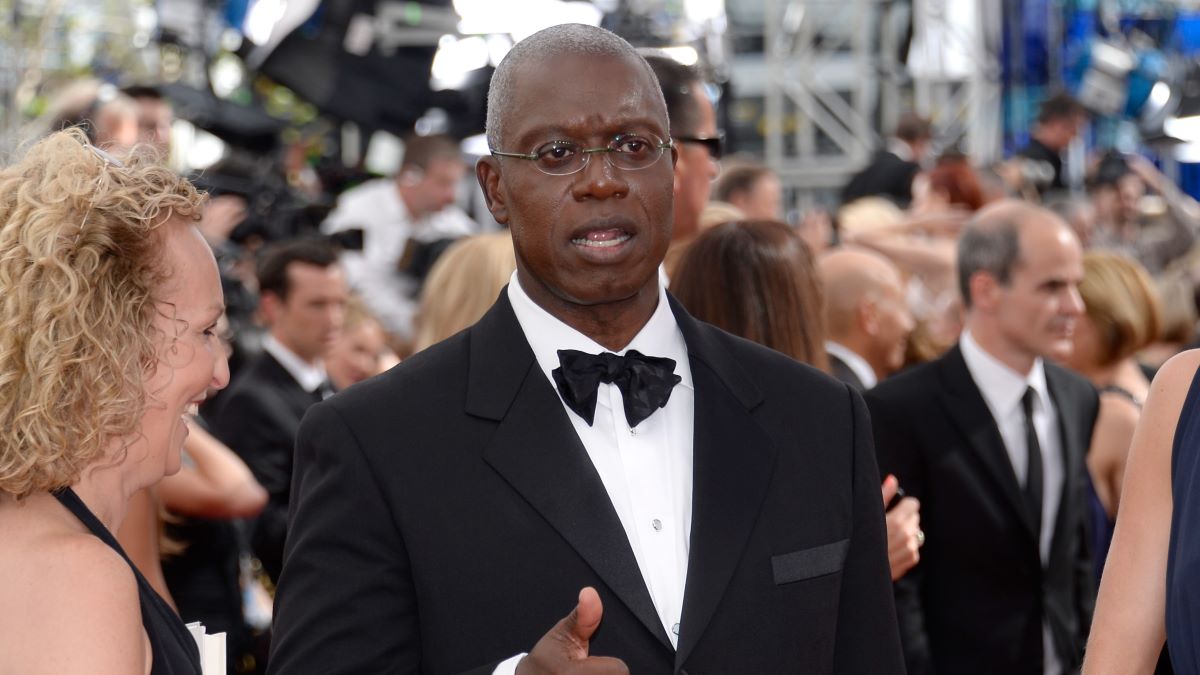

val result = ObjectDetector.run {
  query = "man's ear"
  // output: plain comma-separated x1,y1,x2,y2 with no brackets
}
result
259,291,282,325
858,299,880,336
476,157,509,225
969,271,1000,312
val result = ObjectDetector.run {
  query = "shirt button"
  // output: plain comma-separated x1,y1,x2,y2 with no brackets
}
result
672,622,680,636
652,518,662,531
630,426,639,436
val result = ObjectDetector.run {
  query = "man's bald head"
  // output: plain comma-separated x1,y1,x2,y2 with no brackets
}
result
819,246,914,378
484,23,664,151
819,247,906,338
957,199,1075,308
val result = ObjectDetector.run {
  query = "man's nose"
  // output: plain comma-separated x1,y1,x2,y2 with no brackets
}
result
571,154,629,201
1063,287,1085,316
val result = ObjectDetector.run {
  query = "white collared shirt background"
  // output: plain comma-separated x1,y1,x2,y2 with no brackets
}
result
262,333,328,394
320,178,478,340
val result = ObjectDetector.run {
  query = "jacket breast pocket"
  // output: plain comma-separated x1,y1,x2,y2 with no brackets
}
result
772,538,850,585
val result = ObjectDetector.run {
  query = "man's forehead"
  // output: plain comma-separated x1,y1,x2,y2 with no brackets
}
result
502,54,664,137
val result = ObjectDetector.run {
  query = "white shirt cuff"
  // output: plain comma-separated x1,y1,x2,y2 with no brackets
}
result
492,653,527,675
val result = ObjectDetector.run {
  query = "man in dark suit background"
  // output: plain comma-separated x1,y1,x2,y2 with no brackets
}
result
866,200,1098,675
1015,92,1087,196
269,23,903,675
841,113,932,208
819,247,915,391
211,239,346,583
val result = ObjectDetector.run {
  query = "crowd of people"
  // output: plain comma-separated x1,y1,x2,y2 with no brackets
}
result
2,19,1200,675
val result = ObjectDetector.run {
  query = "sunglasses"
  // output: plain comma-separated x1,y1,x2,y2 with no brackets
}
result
674,132,725,160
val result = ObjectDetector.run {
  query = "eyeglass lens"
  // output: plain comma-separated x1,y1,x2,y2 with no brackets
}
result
531,135,665,175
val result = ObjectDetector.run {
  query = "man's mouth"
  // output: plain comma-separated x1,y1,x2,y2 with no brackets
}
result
572,228,632,248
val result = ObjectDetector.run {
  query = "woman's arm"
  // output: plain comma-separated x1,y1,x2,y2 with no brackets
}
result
1083,350,1200,673
158,419,268,519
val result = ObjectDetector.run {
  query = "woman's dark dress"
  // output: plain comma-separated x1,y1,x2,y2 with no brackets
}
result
1166,366,1200,674
54,487,202,675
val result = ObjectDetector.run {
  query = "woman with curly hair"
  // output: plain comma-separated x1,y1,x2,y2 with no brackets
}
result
0,129,228,674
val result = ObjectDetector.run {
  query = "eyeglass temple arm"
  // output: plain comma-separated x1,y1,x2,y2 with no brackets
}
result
490,150,538,159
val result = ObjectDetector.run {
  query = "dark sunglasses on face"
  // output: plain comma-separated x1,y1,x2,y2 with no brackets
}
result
674,132,725,160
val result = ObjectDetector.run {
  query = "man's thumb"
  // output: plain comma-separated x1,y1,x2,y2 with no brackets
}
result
881,473,899,505
563,586,604,646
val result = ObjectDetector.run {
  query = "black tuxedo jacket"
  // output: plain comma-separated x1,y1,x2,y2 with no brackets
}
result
865,345,1098,675
840,150,921,208
828,352,868,392
210,351,320,583
268,292,904,674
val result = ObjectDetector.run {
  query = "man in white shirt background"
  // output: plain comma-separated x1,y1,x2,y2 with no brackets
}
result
321,133,478,348
866,200,1099,675
211,239,348,585
269,23,903,675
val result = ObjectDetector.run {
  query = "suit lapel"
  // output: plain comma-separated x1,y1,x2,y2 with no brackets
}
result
467,292,671,648
670,298,775,669
937,346,1039,541
259,352,320,412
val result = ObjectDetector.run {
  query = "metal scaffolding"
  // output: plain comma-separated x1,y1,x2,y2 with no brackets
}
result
758,0,1003,209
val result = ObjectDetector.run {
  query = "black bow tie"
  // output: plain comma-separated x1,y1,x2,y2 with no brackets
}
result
552,349,682,428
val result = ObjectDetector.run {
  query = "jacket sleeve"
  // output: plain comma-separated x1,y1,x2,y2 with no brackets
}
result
831,385,906,674
865,385,936,675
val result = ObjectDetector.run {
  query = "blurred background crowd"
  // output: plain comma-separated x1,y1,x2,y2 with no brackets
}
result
6,0,1200,672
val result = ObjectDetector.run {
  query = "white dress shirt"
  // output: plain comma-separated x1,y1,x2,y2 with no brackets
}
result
825,341,878,389
320,178,477,339
262,334,328,394
959,331,1064,675
493,273,695,674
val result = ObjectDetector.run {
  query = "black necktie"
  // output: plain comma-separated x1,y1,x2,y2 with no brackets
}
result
1021,387,1044,537
313,380,336,403
552,349,682,428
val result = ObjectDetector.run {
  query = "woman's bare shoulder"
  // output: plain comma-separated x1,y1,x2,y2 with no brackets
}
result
0,522,146,673
1144,350,1200,424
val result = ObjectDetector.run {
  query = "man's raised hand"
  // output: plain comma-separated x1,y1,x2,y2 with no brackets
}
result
516,587,629,674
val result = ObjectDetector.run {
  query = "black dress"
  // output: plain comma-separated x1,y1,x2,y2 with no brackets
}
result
54,487,202,675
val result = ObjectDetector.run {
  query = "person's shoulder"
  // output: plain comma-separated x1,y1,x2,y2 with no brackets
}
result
10,528,139,627
694,321,840,394
1046,361,1101,420
1153,349,1200,393
867,356,943,402
1045,360,1097,393
1096,391,1141,439
322,179,398,227
5,529,145,671
327,328,473,415
1145,349,1200,420
335,178,395,203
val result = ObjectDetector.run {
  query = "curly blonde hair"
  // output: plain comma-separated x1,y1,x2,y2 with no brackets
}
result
0,129,204,498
